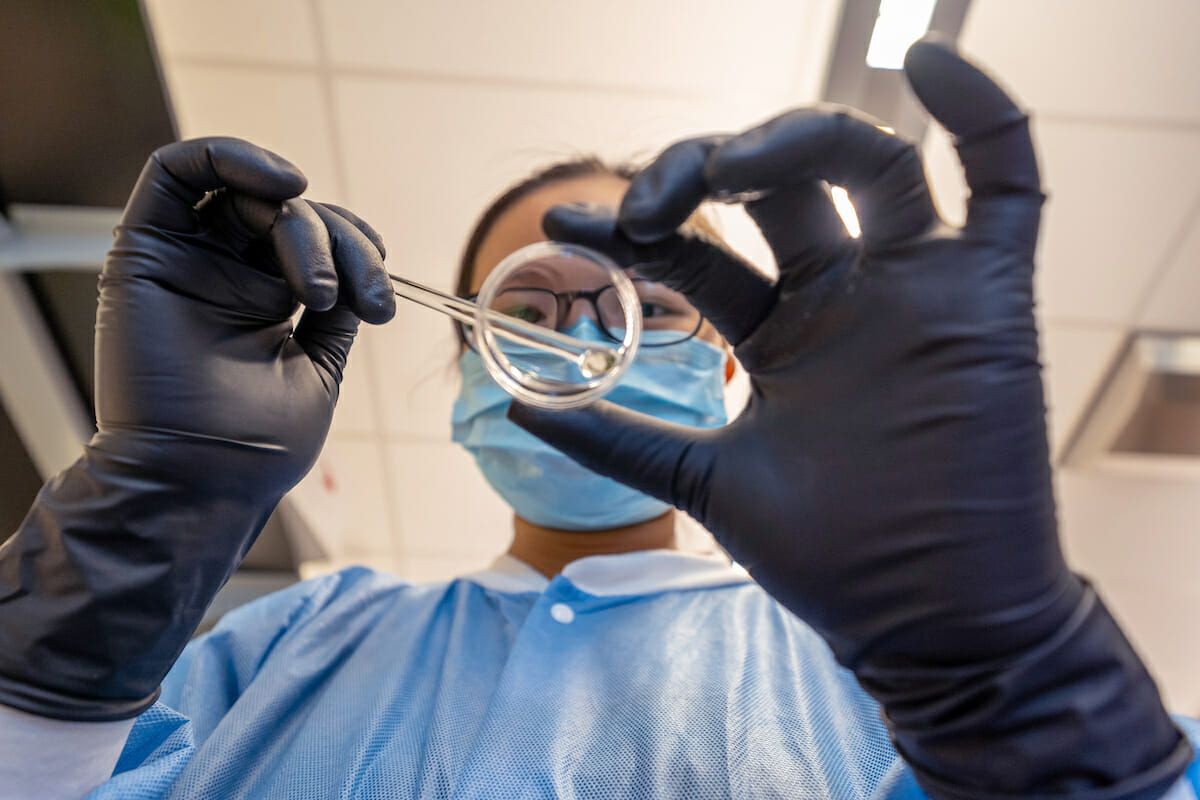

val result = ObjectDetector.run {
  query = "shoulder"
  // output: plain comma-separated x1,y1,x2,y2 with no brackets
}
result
159,568,474,709
214,566,446,632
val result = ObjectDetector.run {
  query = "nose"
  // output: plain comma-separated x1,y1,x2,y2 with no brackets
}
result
559,294,600,331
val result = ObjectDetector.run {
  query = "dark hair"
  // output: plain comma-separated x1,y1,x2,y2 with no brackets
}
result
454,157,639,302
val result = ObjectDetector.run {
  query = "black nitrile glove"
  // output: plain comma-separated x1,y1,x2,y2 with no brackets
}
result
513,40,1192,799
0,137,395,721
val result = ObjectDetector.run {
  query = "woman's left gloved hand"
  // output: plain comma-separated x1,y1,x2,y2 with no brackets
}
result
511,39,1192,800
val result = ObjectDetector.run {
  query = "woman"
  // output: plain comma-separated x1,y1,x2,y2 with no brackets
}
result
71,156,906,799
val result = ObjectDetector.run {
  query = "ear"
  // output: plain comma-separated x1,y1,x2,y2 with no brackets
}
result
724,344,736,384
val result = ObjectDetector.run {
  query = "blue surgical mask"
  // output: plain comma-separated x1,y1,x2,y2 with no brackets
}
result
451,319,727,531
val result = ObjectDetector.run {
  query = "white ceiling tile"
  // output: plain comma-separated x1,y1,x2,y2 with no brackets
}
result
926,122,1200,327
962,0,1200,123
286,436,395,561
329,330,382,437
921,124,967,228
1040,322,1124,460
708,203,779,279
1137,199,1200,333
144,0,318,64
1032,122,1200,324
386,441,512,558
159,63,344,201
315,0,836,102
1057,469,1200,586
332,77,788,294
356,311,461,440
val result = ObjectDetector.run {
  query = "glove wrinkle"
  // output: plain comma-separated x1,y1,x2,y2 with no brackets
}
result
863,586,1189,800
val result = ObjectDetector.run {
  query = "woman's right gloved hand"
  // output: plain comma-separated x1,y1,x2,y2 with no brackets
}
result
513,40,1192,800
0,137,394,721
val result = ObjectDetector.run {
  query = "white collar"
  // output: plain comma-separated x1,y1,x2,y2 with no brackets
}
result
465,549,750,597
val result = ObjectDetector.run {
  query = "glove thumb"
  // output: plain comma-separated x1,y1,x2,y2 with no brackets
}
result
507,399,717,517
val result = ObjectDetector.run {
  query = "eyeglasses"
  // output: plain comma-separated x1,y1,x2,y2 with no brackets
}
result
459,277,704,349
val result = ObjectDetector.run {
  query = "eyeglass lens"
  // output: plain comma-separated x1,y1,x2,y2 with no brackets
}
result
485,256,701,345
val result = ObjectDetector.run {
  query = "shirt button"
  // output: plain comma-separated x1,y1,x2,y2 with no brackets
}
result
550,603,575,624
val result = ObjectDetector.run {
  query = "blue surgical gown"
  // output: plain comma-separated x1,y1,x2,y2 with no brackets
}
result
86,550,1200,799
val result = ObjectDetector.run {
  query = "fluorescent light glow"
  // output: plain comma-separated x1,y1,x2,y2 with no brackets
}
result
830,186,861,238
865,0,937,70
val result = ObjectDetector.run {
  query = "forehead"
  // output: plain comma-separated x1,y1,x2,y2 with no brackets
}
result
470,173,630,293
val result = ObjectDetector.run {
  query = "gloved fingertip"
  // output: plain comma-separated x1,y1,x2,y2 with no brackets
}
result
542,203,617,245
506,402,595,447
902,36,960,86
904,37,1022,140
506,400,553,432
262,158,308,199
904,33,956,62
358,290,397,325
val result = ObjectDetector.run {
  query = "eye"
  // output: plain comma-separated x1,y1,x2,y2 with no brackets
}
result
500,304,547,325
640,301,678,319
634,281,692,319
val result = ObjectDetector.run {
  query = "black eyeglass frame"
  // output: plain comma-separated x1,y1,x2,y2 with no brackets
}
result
454,279,705,351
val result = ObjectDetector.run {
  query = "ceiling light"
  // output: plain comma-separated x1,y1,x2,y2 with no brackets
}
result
866,0,937,70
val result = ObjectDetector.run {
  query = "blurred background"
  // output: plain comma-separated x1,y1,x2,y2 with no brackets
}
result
2,0,1198,712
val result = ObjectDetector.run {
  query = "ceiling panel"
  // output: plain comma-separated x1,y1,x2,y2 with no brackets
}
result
288,436,395,562
143,0,318,64
1033,121,1200,324
387,441,512,559
920,125,967,228
331,75,795,288
921,106,1200,329
1137,199,1200,333
357,310,461,441
328,333,385,438
1057,469,1200,586
961,0,1200,123
1039,321,1124,460
159,63,344,201
315,0,838,101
